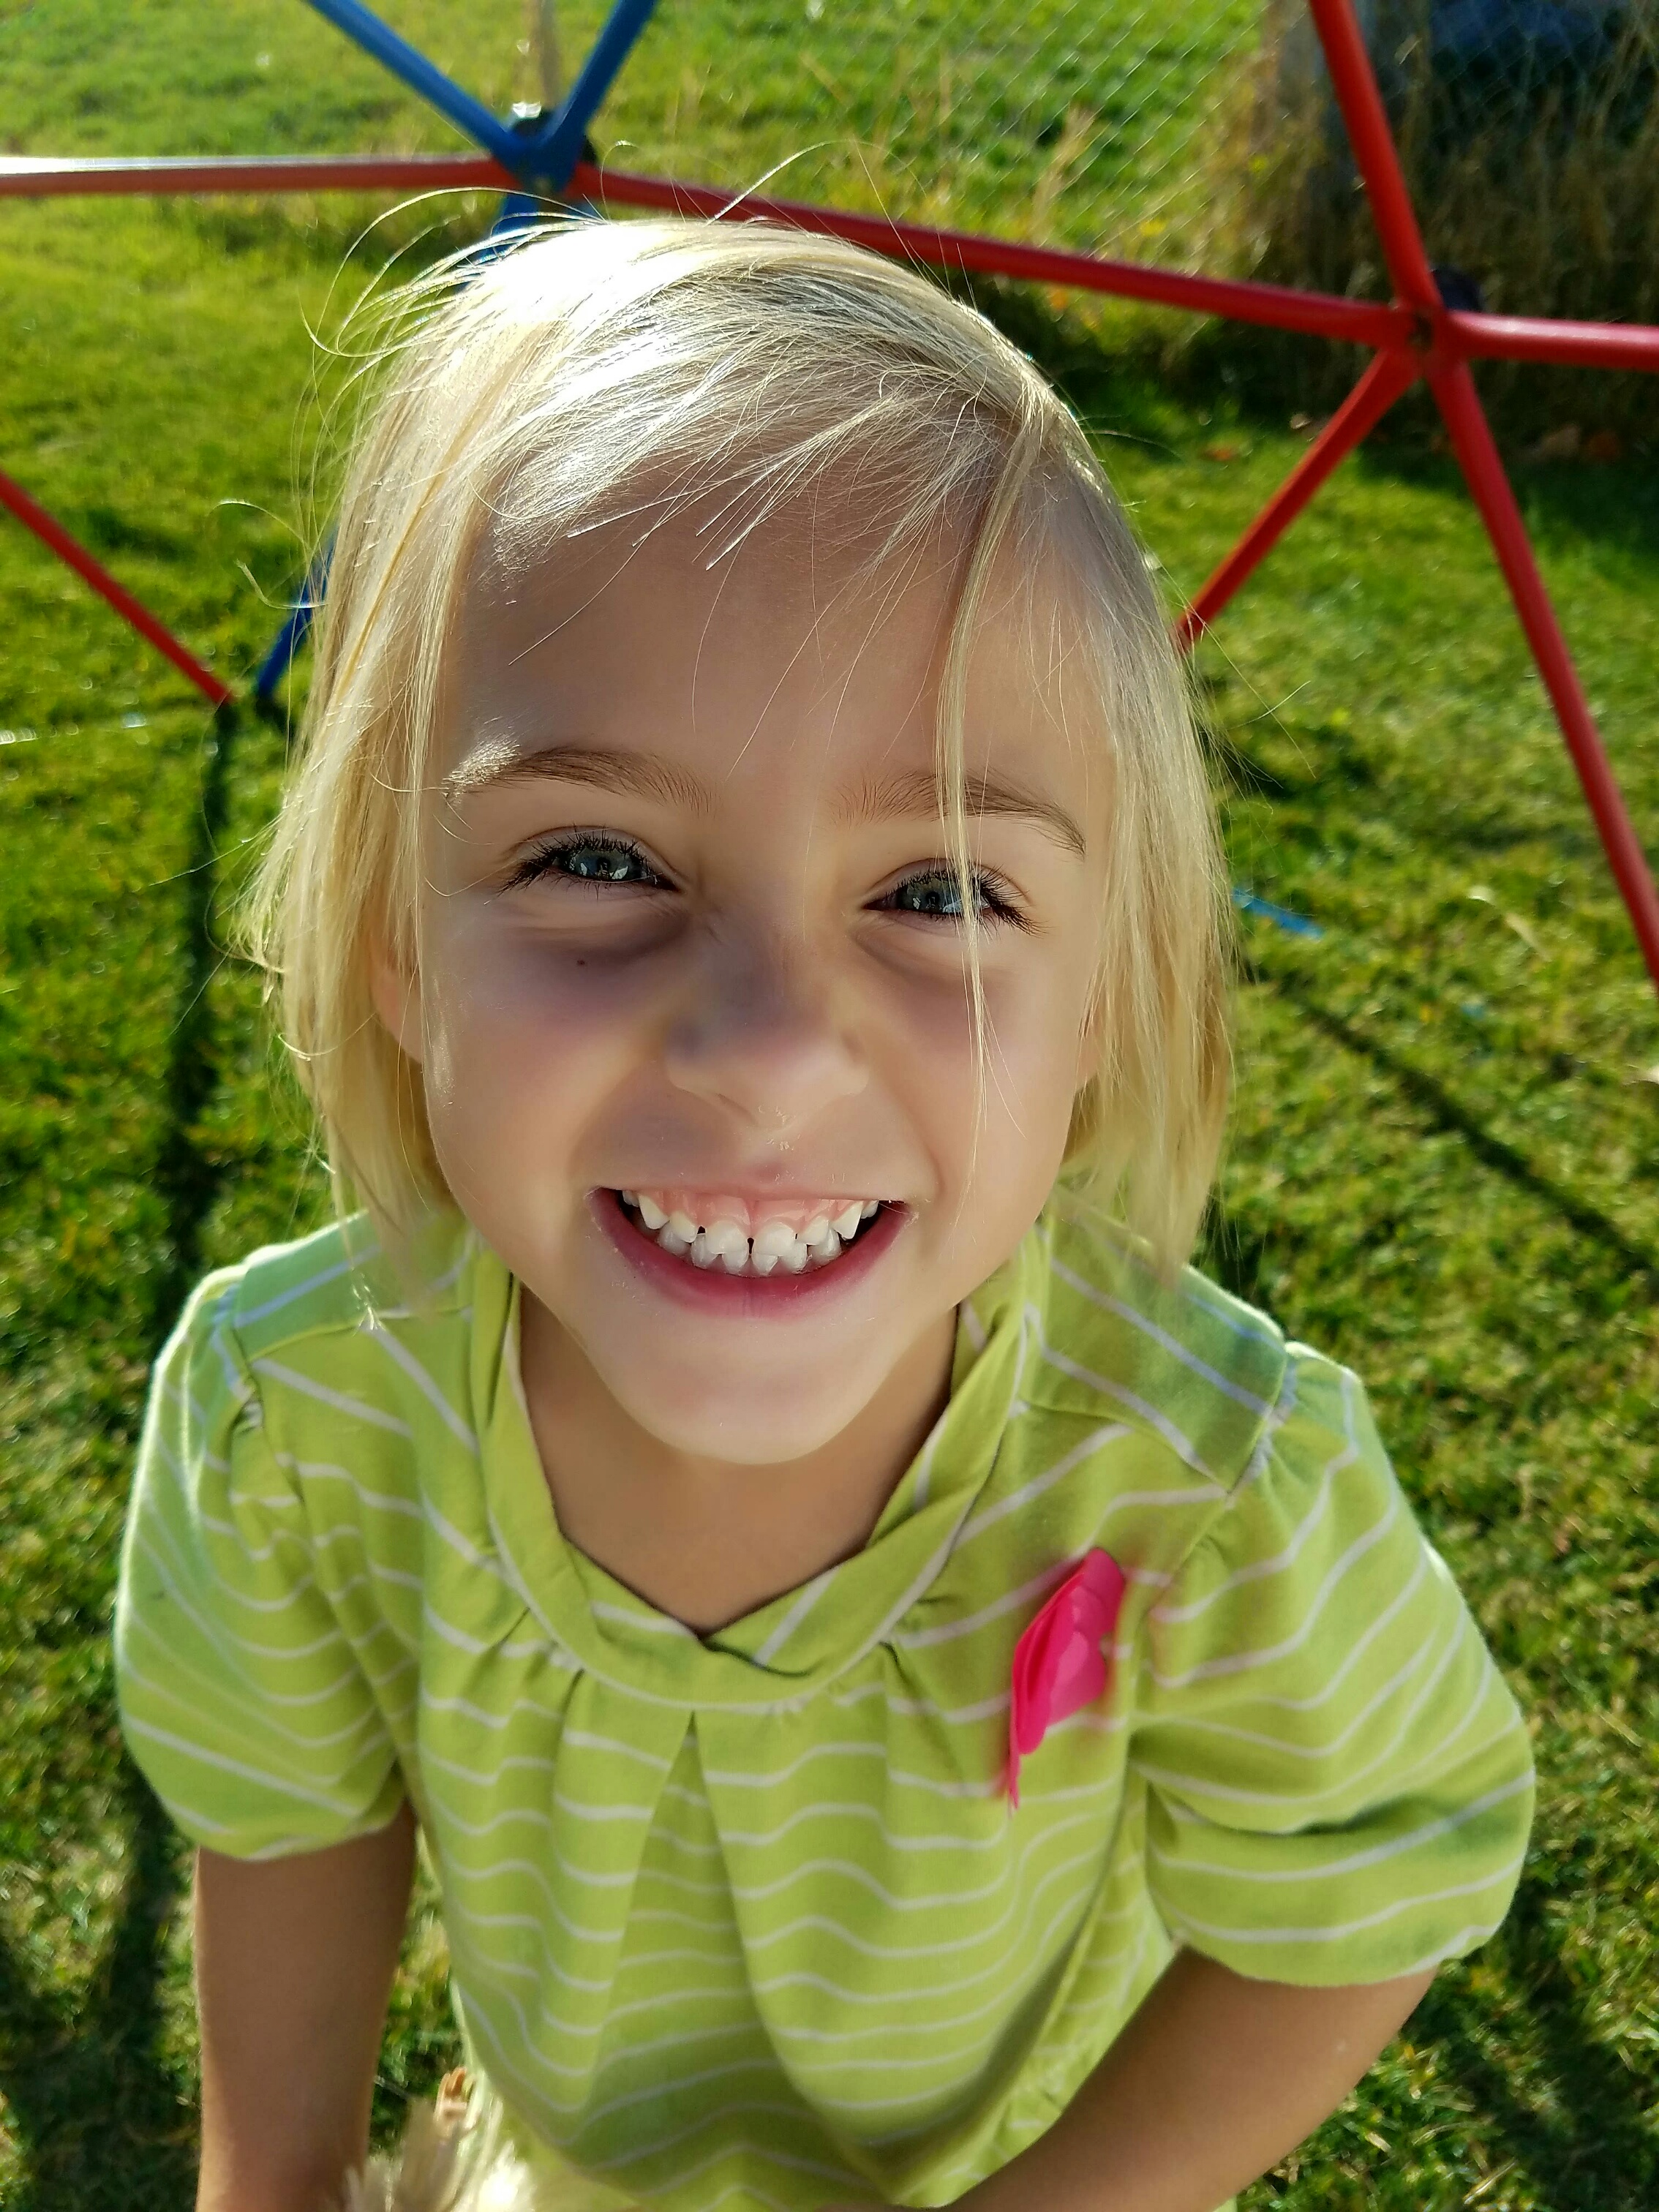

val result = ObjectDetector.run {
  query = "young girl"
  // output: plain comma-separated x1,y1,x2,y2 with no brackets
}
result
116,218,1533,2212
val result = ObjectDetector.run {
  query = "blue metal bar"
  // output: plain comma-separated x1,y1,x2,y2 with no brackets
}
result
253,595,315,703
252,2,657,698
301,0,658,188
529,0,660,185
301,0,523,166
1231,887,1324,941
254,541,333,704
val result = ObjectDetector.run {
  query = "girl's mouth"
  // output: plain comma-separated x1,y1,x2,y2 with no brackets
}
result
610,1186,891,1278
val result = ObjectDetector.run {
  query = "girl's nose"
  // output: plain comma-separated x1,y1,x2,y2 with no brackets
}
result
662,938,867,1135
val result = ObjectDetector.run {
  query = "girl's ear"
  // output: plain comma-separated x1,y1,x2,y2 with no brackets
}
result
369,938,426,1066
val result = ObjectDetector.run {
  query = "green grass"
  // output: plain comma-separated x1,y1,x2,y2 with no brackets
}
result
1,4,1658,2208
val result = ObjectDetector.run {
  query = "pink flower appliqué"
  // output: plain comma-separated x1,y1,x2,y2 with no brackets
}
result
1005,1549,1126,1809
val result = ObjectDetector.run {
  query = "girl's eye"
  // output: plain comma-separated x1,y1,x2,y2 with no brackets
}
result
876,867,1022,925
508,835,667,891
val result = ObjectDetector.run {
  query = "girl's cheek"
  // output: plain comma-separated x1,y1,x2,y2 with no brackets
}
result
445,909,680,1030
870,955,1084,1170
421,914,674,1132
871,943,1081,1066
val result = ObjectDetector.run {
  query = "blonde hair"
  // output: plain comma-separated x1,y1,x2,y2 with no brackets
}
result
246,217,1230,1274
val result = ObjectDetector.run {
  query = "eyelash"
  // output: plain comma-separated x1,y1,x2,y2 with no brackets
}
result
872,865,1027,928
504,833,1026,927
504,832,668,894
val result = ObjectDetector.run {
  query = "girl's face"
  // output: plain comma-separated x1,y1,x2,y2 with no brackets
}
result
378,502,1107,1465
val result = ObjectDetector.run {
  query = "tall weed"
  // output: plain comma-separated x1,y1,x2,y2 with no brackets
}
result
1203,0,1659,442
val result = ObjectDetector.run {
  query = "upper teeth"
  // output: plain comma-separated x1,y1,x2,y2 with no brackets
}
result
618,1190,886,1277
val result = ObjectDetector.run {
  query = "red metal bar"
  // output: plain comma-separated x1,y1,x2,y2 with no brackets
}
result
18,151,1659,371
10,159,1659,377
1446,309,1659,375
0,470,233,707
1306,0,1440,313
1427,361,1659,988
0,152,515,198
1175,345,1421,650
576,166,1415,347
0,153,1415,349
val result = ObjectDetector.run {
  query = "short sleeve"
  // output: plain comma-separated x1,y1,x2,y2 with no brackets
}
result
115,1274,406,1859
1131,1348,1534,1985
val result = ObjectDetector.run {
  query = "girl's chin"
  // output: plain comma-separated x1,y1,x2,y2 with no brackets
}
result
593,1369,876,1468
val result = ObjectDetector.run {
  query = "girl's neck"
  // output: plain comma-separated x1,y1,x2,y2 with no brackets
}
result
518,1292,956,1636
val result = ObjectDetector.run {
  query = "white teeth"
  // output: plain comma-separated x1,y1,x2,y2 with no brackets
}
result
621,1189,638,1207
640,1198,880,1279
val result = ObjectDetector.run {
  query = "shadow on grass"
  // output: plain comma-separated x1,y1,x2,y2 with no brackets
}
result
969,281,1659,565
1268,963,1659,1295
0,1767,194,2212
1422,1874,1658,2211
0,700,241,2208
146,700,241,1339
1346,390,1659,570
1195,1203,1298,1320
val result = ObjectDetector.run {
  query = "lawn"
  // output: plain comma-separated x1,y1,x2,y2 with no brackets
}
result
1,3,1656,2209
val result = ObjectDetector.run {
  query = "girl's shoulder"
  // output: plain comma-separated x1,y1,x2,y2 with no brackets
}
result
1011,1210,1437,1658
174,1209,476,1361
1019,1205,1306,1503
120,1215,452,1859
151,1209,486,1470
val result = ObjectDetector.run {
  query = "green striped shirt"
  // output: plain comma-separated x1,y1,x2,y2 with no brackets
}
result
116,1207,1532,2211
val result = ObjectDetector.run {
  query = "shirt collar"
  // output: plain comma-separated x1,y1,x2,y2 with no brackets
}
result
467,1225,1044,1711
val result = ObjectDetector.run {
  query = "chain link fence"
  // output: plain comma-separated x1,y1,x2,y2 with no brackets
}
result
1209,0,1659,437
552,0,1263,269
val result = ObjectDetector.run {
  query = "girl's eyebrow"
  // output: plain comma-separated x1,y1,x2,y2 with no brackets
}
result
442,741,710,814
444,743,1085,857
841,770,1087,859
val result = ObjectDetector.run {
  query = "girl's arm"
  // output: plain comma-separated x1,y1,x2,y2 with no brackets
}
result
959,1949,1434,2212
194,1801,417,2212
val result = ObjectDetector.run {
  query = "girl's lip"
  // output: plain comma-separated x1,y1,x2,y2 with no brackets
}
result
590,1187,908,1312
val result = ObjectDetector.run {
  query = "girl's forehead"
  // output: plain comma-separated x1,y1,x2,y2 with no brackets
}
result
442,500,1097,820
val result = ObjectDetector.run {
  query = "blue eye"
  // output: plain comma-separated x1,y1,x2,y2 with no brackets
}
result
893,871,969,918
879,868,1019,924
513,835,666,889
